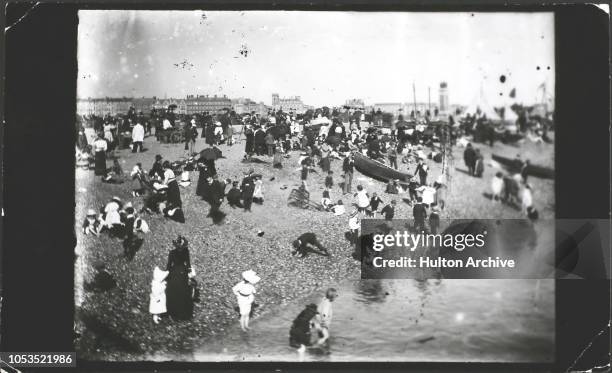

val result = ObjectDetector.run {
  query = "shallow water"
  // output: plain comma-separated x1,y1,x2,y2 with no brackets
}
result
190,279,554,362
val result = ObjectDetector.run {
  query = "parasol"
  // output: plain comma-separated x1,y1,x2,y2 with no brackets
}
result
200,146,223,160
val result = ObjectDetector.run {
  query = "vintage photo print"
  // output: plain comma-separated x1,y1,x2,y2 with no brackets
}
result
74,10,555,362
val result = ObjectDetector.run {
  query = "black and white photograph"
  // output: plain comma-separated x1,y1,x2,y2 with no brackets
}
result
73,10,556,362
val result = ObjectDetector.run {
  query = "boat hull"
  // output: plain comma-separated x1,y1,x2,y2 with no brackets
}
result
491,154,555,179
353,152,413,183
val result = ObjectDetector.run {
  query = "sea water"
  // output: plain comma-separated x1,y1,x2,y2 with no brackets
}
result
191,279,554,362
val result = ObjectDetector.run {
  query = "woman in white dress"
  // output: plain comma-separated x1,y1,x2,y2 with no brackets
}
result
232,270,260,331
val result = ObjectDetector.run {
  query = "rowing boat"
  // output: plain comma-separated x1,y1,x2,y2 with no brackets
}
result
491,154,554,179
353,152,412,183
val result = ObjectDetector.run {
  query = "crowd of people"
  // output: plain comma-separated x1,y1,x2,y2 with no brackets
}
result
78,102,548,351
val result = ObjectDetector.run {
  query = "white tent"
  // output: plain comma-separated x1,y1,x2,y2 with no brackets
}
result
463,83,498,119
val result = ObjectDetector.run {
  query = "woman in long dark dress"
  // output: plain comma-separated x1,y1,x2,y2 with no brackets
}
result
195,158,210,197
205,124,215,146
165,236,193,320
92,133,108,176
244,125,254,155
163,161,182,208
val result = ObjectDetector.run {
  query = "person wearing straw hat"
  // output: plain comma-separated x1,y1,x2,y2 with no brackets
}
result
82,209,102,236
232,270,260,331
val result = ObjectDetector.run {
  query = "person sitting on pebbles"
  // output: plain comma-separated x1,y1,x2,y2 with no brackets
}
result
232,270,261,331
332,200,346,216
102,196,125,237
82,209,102,236
291,232,331,258
226,181,243,208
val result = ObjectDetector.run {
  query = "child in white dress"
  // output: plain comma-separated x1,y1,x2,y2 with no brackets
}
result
149,266,169,324
232,270,260,331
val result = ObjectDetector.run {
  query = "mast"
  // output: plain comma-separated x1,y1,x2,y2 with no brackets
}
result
412,82,417,118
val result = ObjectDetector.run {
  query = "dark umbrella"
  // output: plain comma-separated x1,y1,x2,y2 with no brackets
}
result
200,147,223,160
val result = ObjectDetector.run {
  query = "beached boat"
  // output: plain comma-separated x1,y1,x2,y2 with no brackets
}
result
353,152,413,183
491,154,555,179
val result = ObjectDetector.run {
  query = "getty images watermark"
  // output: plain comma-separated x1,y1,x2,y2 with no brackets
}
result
358,218,610,280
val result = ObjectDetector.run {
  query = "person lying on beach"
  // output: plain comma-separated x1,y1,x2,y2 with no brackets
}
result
291,232,330,258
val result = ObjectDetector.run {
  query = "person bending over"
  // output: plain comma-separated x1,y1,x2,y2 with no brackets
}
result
292,232,330,258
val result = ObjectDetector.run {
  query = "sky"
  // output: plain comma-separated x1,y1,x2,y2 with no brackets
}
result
77,11,555,107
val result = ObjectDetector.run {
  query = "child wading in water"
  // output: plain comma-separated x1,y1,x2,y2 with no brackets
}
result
232,270,261,331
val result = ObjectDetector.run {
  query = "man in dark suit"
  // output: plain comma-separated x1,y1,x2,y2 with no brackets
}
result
412,197,428,232
463,143,476,176
241,168,256,212
342,154,354,194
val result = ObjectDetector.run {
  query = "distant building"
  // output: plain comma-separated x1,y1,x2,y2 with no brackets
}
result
371,102,430,117
77,97,133,116
232,98,268,116
153,98,187,114
271,93,306,113
345,99,365,108
150,95,232,115
132,97,157,114
372,103,403,115
185,94,232,115
439,82,449,113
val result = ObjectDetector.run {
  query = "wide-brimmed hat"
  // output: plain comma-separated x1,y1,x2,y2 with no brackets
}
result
242,270,260,284
153,266,169,282
172,235,188,249
112,196,122,202
86,209,97,216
